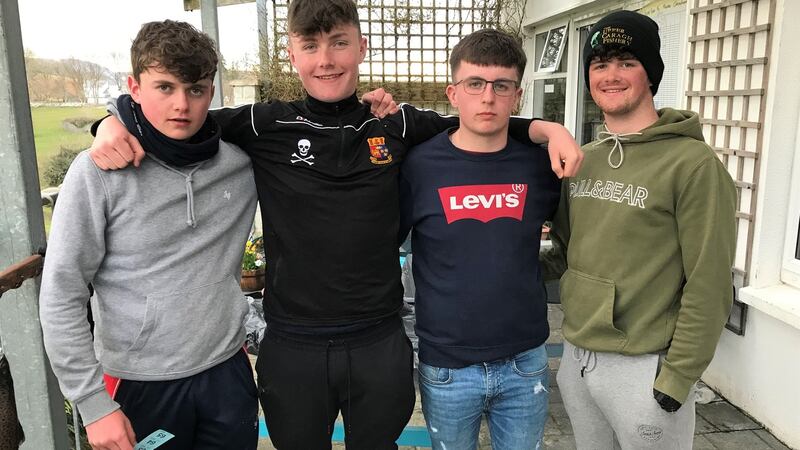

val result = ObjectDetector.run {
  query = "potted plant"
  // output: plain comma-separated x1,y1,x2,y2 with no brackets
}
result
240,233,266,292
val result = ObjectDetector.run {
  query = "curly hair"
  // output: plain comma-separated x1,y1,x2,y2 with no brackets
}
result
586,45,638,64
130,20,218,83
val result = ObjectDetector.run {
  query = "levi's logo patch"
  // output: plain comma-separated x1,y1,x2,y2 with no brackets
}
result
438,184,527,224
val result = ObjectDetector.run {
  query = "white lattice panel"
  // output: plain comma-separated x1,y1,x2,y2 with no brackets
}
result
685,0,775,281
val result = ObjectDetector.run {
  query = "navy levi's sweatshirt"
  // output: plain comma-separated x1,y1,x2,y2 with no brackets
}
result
399,130,561,368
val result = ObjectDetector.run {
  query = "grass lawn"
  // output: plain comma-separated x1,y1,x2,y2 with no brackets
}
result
30,105,106,187
30,105,106,234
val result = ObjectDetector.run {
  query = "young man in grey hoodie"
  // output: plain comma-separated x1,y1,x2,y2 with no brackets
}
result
39,21,259,450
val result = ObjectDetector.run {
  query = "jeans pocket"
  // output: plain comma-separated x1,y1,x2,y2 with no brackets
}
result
418,361,452,385
511,346,549,377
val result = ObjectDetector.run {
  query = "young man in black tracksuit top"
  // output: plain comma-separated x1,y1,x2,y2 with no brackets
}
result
90,1,583,448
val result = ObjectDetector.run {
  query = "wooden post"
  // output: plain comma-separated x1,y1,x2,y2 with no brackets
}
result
0,1,69,448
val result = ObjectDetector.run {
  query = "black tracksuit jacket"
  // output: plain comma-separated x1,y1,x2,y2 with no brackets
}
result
212,94,533,328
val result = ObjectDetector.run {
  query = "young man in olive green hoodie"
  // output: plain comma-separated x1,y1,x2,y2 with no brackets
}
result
541,10,737,449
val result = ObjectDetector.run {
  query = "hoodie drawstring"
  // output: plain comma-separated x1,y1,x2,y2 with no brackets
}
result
147,155,204,228
572,345,597,378
594,125,642,169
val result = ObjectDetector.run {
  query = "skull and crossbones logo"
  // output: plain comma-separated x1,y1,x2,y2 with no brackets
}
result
291,139,315,165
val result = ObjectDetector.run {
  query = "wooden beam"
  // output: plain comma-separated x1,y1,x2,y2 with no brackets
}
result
690,0,751,14
686,89,764,97
700,118,761,128
184,0,254,11
688,24,770,42
688,57,767,69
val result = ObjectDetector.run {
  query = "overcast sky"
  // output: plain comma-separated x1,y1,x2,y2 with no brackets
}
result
18,0,259,72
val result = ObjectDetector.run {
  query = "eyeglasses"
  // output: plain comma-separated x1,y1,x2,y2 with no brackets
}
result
454,77,519,97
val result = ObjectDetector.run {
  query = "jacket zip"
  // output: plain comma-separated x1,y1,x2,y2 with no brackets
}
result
336,105,345,168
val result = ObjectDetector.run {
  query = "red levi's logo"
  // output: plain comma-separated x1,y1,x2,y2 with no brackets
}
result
438,184,527,224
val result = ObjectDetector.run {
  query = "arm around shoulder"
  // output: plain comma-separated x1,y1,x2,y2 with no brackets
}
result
528,120,583,178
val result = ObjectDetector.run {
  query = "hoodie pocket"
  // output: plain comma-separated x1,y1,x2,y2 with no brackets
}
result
559,268,627,351
127,277,248,361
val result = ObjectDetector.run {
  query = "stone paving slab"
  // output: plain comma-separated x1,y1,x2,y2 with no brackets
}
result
705,430,776,449
697,401,762,432
755,429,793,450
695,413,718,434
254,304,793,449
692,434,718,449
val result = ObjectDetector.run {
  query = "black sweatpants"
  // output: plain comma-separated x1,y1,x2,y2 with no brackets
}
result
256,316,415,450
0,357,24,449
113,350,258,449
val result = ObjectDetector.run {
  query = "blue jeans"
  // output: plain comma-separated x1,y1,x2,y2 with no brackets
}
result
418,345,550,450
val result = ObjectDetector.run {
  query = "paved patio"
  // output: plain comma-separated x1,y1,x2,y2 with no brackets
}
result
255,304,793,449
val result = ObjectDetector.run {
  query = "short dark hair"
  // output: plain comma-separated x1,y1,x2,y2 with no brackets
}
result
449,29,527,80
130,20,218,83
287,0,361,37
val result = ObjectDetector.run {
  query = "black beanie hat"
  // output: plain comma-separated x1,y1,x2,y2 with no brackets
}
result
582,10,664,95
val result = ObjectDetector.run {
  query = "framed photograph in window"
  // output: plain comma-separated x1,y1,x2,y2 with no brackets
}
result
537,25,567,72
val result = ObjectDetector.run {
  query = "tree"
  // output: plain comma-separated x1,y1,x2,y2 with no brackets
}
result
83,61,108,104
59,58,88,103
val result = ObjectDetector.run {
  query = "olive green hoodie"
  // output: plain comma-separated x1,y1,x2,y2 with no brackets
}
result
542,108,736,403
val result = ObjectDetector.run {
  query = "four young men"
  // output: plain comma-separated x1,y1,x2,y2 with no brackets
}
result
38,2,736,449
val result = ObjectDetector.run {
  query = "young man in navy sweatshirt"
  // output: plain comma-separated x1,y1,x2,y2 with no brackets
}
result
399,29,561,450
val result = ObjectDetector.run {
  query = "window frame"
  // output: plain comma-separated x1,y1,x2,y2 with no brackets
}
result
780,113,800,289
536,24,569,73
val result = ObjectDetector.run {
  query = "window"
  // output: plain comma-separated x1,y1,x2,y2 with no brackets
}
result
651,8,685,110
795,216,800,260
532,78,567,124
530,23,569,125
575,24,604,145
780,113,800,289
536,25,567,72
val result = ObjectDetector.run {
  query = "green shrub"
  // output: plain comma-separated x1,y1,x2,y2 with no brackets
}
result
42,146,81,187
61,117,97,133
62,117,97,129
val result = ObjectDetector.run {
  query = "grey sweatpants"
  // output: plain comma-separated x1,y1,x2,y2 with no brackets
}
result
557,340,695,450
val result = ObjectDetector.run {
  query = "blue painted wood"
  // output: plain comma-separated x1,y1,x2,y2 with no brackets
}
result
259,419,433,447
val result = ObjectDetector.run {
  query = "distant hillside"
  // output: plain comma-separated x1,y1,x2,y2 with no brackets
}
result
24,52,124,104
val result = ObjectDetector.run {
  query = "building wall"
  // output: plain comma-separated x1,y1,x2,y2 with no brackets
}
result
705,308,800,448
522,0,800,447
524,0,615,24
700,0,800,447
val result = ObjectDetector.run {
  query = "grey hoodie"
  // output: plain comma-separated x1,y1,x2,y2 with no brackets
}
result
39,142,257,425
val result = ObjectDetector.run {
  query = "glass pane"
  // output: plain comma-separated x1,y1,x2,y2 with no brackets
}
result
534,31,547,73
537,26,568,73
532,77,567,125
795,215,800,260
575,25,604,145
